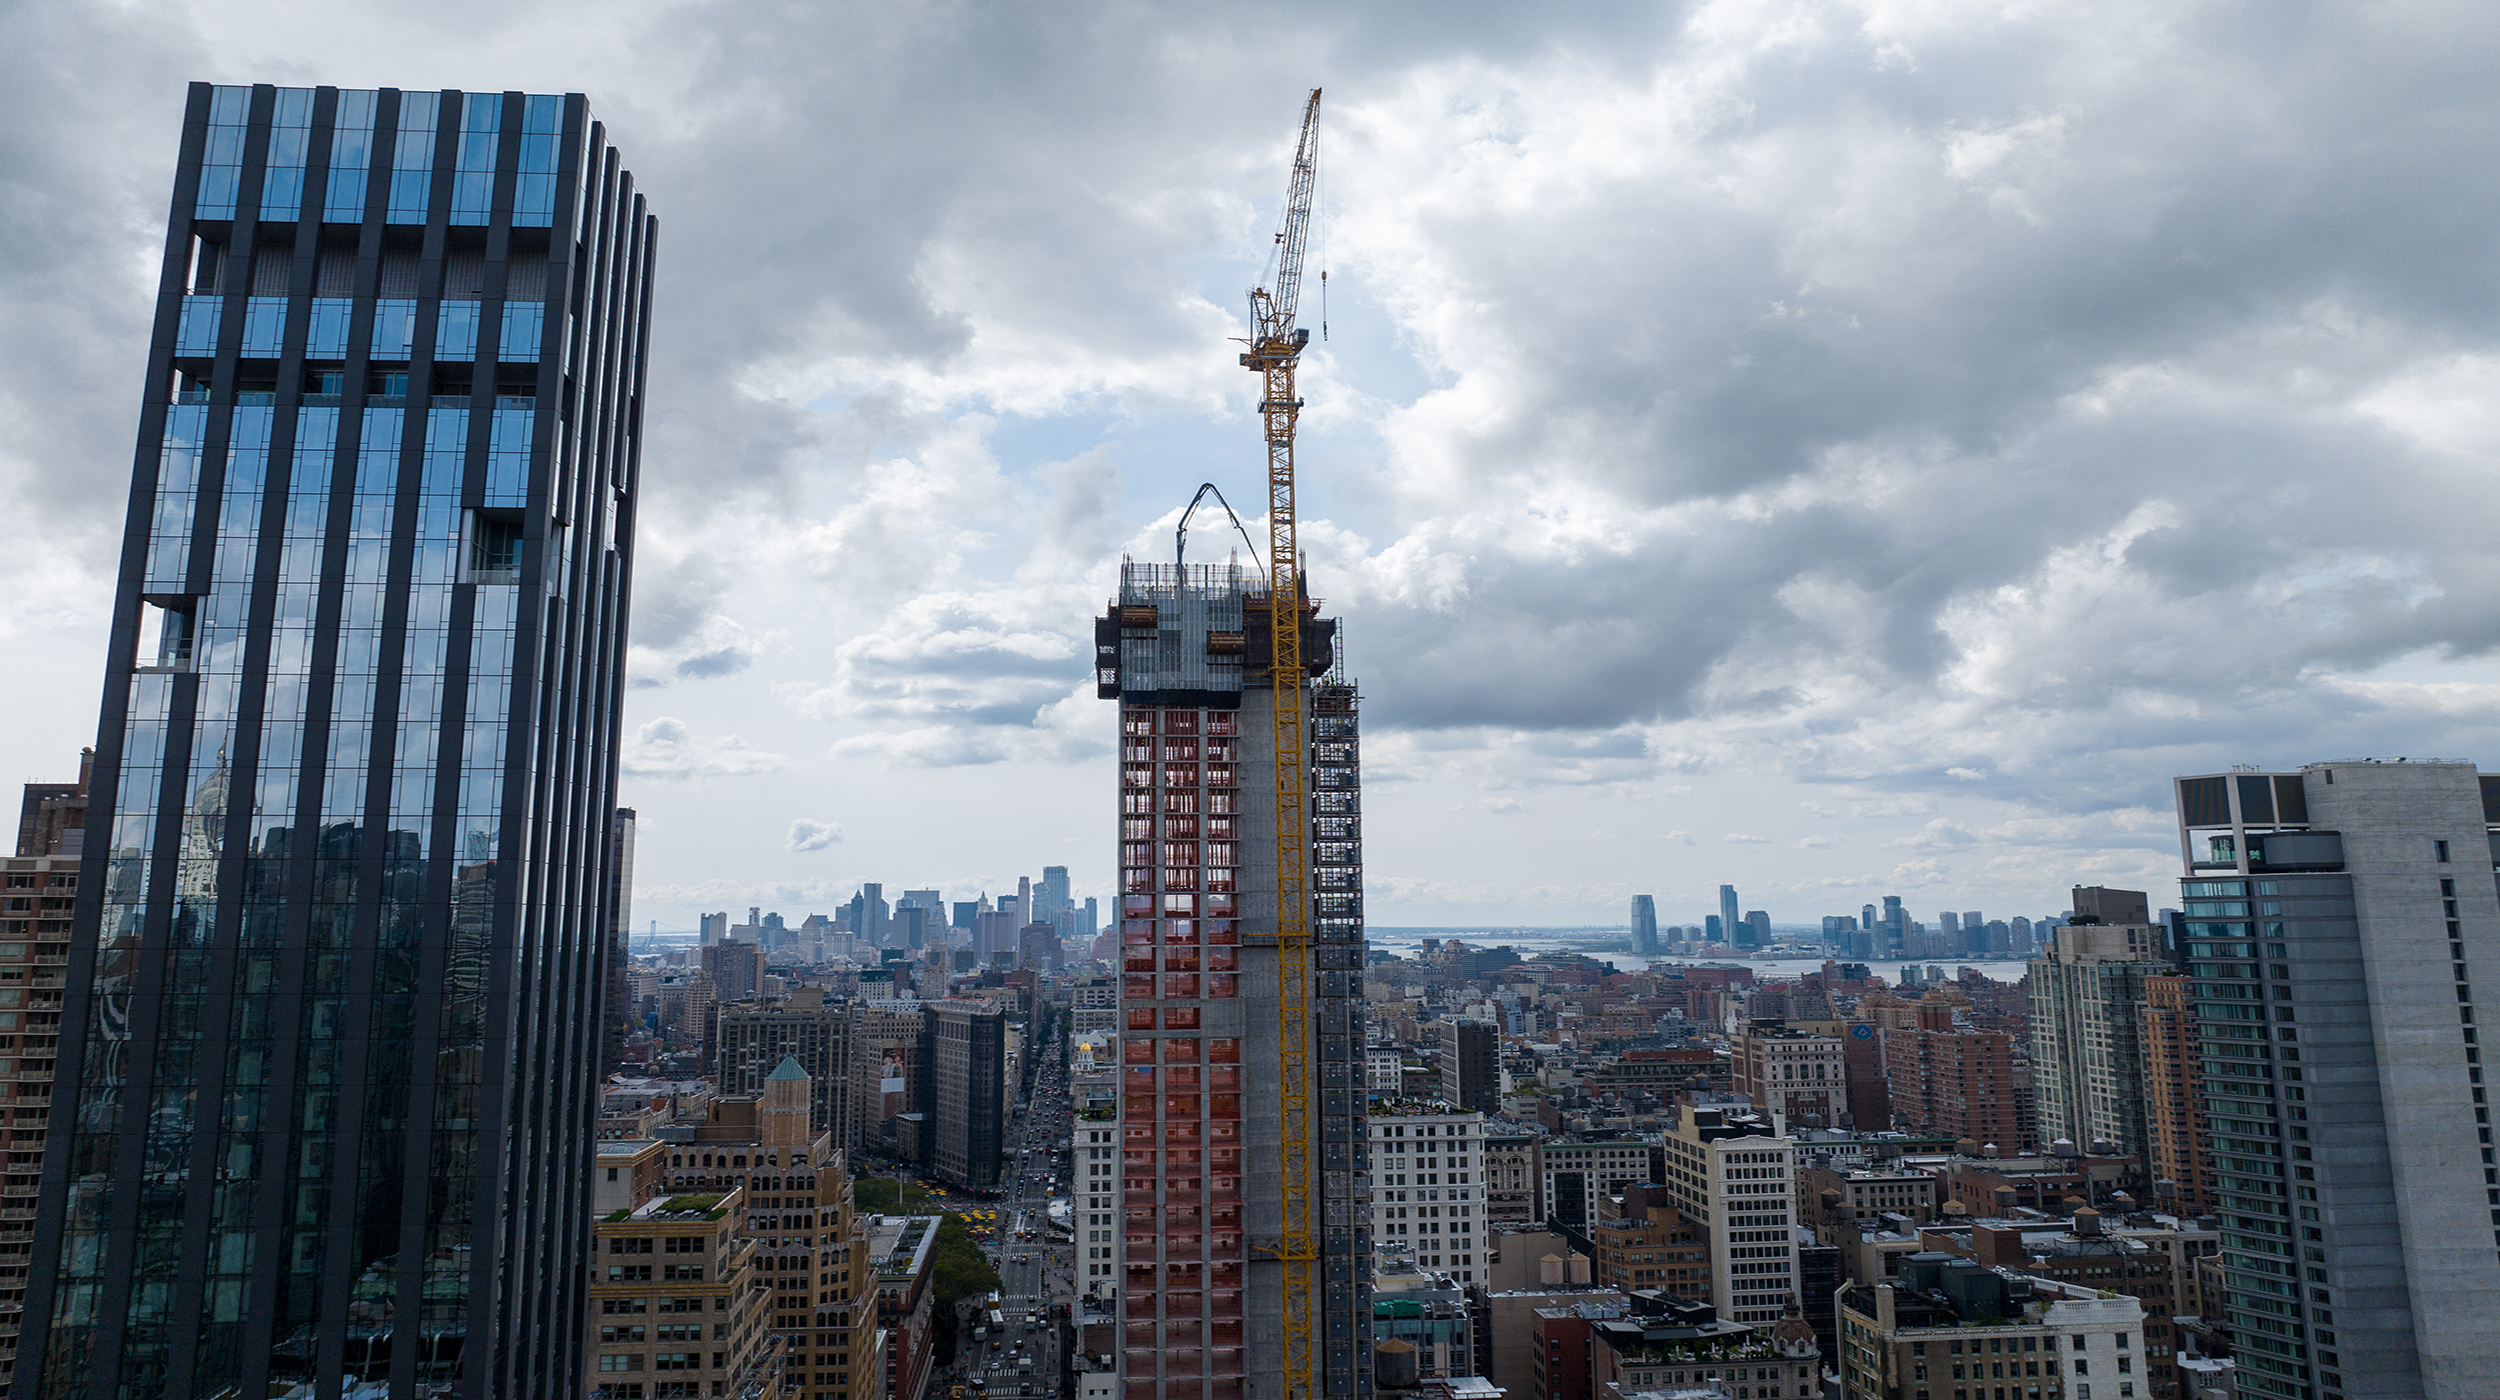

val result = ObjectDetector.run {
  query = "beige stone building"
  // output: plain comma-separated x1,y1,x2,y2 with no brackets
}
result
644,1057,883,1400
590,1186,771,1398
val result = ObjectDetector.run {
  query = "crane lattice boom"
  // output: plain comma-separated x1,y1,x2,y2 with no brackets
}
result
1242,86,1322,1400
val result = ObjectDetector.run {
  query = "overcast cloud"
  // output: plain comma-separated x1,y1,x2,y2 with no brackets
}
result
7,1,2500,930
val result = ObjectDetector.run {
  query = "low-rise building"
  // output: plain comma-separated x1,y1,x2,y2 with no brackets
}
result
1372,1268,1476,1380
1732,1022,1846,1131
1531,1299,1629,1400
1658,1104,1797,1326
1837,1256,2147,1400
864,1214,942,1400
597,1139,672,1216
1540,1135,1665,1231
1372,1102,1491,1284
1916,1209,2202,1400
1588,1185,1709,1303
1798,1163,1939,1234
1484,1131,1541,1224
1486,1279,1624,1400
590,1188,772,1398
1590,1293,1818,1400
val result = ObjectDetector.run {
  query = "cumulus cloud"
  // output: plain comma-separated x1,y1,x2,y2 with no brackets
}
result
620,718,788,781
12,1,2500,925
631,614,771,687
788,818,843,852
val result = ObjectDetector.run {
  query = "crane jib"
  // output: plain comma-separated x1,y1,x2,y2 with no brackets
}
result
1243,84,1323,1400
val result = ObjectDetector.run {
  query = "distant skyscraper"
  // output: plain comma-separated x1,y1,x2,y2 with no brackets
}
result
700,909,729,944
2172,761,2500,1400
2027,895,2162,1154
1039,865,1070,918
1743,909,1770,948
847,882,888,944
21,82,653,1399
929,999,1006,1192
1437,1019,1499,1112
1705,914,1725,944
1719,884,1741,943
2139,973,2215,1215
1629,894,1658,954
604,807,637,1073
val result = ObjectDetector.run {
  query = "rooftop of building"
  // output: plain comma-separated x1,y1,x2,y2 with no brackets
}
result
596,1138,664,1160
863,1213,944,1277
608,1191,736,1224
1370,1099,1485,1117
1531,1300,1632,1322
1818,1166,1939,1181
1840,1256,2143,1330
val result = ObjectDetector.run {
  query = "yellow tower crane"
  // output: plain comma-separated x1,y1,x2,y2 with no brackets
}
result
1241,86,1322,1400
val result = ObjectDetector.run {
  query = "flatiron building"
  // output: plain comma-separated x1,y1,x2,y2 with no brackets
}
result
1094,562,1370,1400
17,83,653,1398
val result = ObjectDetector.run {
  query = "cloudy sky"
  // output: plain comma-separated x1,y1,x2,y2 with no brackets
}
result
8,1,2500,932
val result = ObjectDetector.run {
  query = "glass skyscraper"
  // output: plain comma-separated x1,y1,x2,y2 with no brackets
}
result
2172,762,2500,1400
17,83,653,1398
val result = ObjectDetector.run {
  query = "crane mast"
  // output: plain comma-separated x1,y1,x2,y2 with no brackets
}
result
1243,86,1322,1400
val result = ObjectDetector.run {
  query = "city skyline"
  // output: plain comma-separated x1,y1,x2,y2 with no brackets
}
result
6,16,2498,1400
10,6,2500,928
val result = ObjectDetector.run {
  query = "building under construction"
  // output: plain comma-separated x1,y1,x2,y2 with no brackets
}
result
1093,560,1371,1400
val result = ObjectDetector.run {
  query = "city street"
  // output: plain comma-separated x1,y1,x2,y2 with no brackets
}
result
955,1023,1075,1399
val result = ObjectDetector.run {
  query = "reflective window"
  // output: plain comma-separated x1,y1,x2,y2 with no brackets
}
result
499,303,544,361
437,301,481,360
259,87,314,219
485,408,532,505
324,89,377,221
371,299,417,359
451,93,501,225
388,91,440,223
514,95,562,226
305,298,353,358
176,297,222,356
196,86,250,219
240,297,288,357
146,406,209,589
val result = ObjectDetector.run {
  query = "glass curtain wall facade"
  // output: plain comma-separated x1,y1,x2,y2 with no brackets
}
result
17,83,653,1400
2172,763,2500,1400
1095,563,1369,1400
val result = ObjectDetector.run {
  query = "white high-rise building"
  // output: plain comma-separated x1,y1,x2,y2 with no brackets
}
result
1369,1106,1489,1284
1075,1115,1119,1283
1659,1102,1797,1325
2173,760,2500,1400
2029,916,2165,1155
